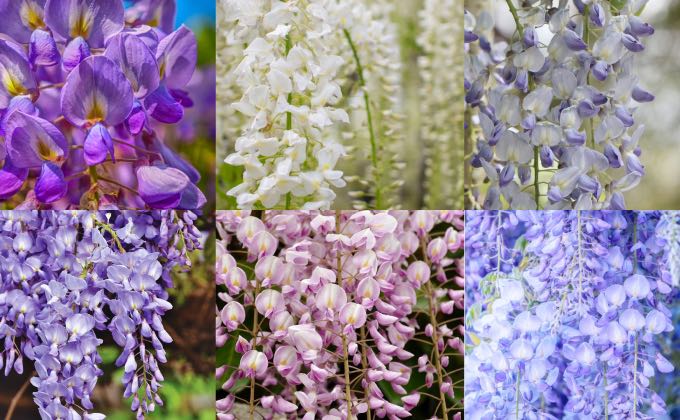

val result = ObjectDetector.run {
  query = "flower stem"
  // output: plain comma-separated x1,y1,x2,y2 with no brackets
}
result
420,235,448,420
577,210,583,312
632,333,638,419
464,108,473,208
359,325,372,420
505,0,524,38
515,366,522,419
343,28,381,209
603,362,609,419
5,374,32,420
285,34,293,210
533,147,540,209
249,269,262,420
335,210,353,417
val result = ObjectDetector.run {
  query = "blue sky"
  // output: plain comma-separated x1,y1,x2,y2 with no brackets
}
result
176,0,216,27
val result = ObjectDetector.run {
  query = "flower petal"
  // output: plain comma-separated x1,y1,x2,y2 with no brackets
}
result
83,123,114,166
156,25,197,89
105,32,160,98
35,162,67,203
136,165,189,209
61,55,134,127
5,111,67,168
45,0,124,47
0,39,37,108
144,84,183,123
0,159,28,200
29,29,60,67
61,36,91,73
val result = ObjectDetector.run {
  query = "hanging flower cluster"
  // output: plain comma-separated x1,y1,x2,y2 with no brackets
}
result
216,210,464,419
0,210,202,418
0,0,207,210
222,0,351,210
465,0,655,209
465,210,677,419
417,0,464,209
219,0,462,210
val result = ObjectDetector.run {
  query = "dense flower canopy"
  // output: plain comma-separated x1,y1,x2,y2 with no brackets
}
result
217,210,464,419
0,210,202,419
465,210,677,419
0,0,206,210
465,0,655,209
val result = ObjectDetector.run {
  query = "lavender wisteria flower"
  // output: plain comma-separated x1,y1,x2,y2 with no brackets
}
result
216,210,464,419
464,0,655,209
0,0,206,210
0,210,202,418
465,210,677,419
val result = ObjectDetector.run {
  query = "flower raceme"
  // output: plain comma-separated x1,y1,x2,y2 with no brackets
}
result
216,210,465,419
223,0,449,210
465,0,655,209
0,0,206,210
465,210,677,419
0,210,202,419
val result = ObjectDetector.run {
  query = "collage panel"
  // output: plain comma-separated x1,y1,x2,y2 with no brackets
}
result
0,0,216,212
465,210,679,419
0,210,214,419
218,0,464,210
216,210,464,419
464,1,665,210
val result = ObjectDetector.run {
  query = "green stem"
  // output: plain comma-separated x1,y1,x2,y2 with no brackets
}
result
249,251,262,420
533,147,540,209
360,326,372,420
421,236,448,420
335,210,353,417
583,5,596,150
505,0,524,38
464,108,473,208
343,28,381,209
285,34,293,210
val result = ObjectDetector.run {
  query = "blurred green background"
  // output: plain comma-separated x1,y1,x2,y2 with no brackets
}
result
626,0,680,209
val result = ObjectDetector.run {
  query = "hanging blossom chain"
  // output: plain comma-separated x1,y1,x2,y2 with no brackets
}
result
0,0,207,210
464,0,655,210
465,210,676,419
222,0,408,210
216,210,464,419
0,210,202,419
417,0,464,209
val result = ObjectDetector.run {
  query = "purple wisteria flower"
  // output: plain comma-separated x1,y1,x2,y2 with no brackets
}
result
217,210,465,419
0,0,206,210
0,210,202,418
465,210,677,419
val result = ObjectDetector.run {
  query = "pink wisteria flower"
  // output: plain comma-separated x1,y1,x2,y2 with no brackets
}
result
216,210,464,419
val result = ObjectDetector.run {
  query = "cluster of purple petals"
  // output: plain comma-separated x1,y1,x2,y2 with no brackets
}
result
465,210,677,419
0,0,207,210
0,210,202,419
465,0,655,209
216,210,465,419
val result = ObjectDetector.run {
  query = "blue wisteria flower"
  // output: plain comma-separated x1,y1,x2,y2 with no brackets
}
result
465,0,655,209
0,0,207,210
0,210,202,418
465,210,677,419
